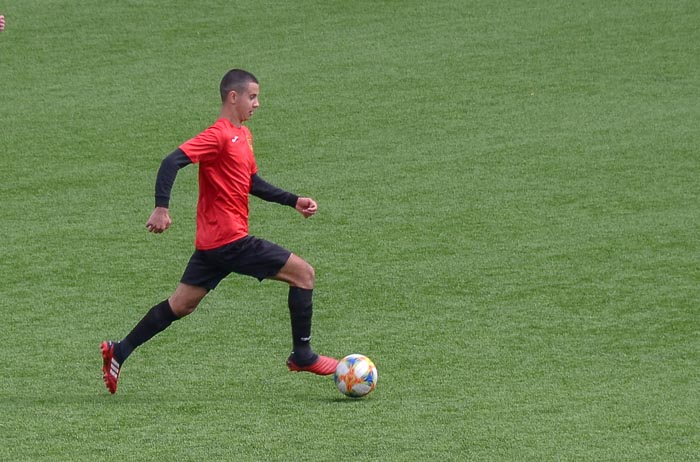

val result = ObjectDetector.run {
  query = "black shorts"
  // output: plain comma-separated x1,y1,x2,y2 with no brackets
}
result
181,236,292,290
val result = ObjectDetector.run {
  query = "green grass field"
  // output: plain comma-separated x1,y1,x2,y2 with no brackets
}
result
1,1,698,460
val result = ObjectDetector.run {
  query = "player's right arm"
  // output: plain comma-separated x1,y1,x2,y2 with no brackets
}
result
146,148,192,233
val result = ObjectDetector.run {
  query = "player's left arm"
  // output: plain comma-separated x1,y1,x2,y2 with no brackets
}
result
146,148,193,233
250,174,317,218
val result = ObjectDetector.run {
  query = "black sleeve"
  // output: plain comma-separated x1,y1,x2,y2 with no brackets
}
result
250,173,299,207
155,148,192,208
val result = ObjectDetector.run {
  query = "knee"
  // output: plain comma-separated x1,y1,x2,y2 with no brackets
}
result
168,284,207,317
296,261,315,289
169,298,199,317
277,254,315,289
304,263,315,288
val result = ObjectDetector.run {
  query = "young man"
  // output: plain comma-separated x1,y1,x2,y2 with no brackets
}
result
101,69,338,394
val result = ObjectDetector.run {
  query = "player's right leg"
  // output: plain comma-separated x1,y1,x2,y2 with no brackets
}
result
101,247,223,393
100,284,208,394
100,340,121,394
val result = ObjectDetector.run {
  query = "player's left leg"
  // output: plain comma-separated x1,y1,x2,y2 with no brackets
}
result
272,254,338,375
208,237,338,376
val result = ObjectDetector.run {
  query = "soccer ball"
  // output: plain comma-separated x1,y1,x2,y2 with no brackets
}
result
334,354,378,398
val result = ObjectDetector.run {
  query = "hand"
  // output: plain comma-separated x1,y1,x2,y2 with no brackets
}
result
295,197,318,218
146,207,172,233
0,15,5,32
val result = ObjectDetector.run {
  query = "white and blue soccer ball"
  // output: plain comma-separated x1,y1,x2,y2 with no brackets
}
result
334,354,378,398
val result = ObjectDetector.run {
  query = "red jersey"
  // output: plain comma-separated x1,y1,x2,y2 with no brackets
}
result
179,118,258,250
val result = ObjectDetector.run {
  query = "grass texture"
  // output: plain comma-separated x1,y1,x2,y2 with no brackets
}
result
1,1,698,460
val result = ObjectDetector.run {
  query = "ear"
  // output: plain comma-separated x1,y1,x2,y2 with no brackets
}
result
226,90,238,104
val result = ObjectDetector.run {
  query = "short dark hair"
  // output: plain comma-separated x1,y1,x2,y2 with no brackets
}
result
219,69,258,102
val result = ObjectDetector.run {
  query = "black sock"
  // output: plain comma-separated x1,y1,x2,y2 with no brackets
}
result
288,287,316,365
114,300,179,363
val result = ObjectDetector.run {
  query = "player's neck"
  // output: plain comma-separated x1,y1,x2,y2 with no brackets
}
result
220,108,243,128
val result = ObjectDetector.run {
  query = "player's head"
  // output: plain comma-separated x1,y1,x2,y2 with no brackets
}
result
220,69,259,102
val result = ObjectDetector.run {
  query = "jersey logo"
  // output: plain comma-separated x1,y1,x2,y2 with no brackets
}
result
231,136,239,143
247,135,254,152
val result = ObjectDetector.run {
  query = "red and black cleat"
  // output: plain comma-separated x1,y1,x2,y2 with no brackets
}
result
100,341,121,394
286,354,339,376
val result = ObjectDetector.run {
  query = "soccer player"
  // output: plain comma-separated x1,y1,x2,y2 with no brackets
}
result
100,69,338,394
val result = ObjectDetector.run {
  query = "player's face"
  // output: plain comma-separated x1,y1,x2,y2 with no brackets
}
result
235,82,260,122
